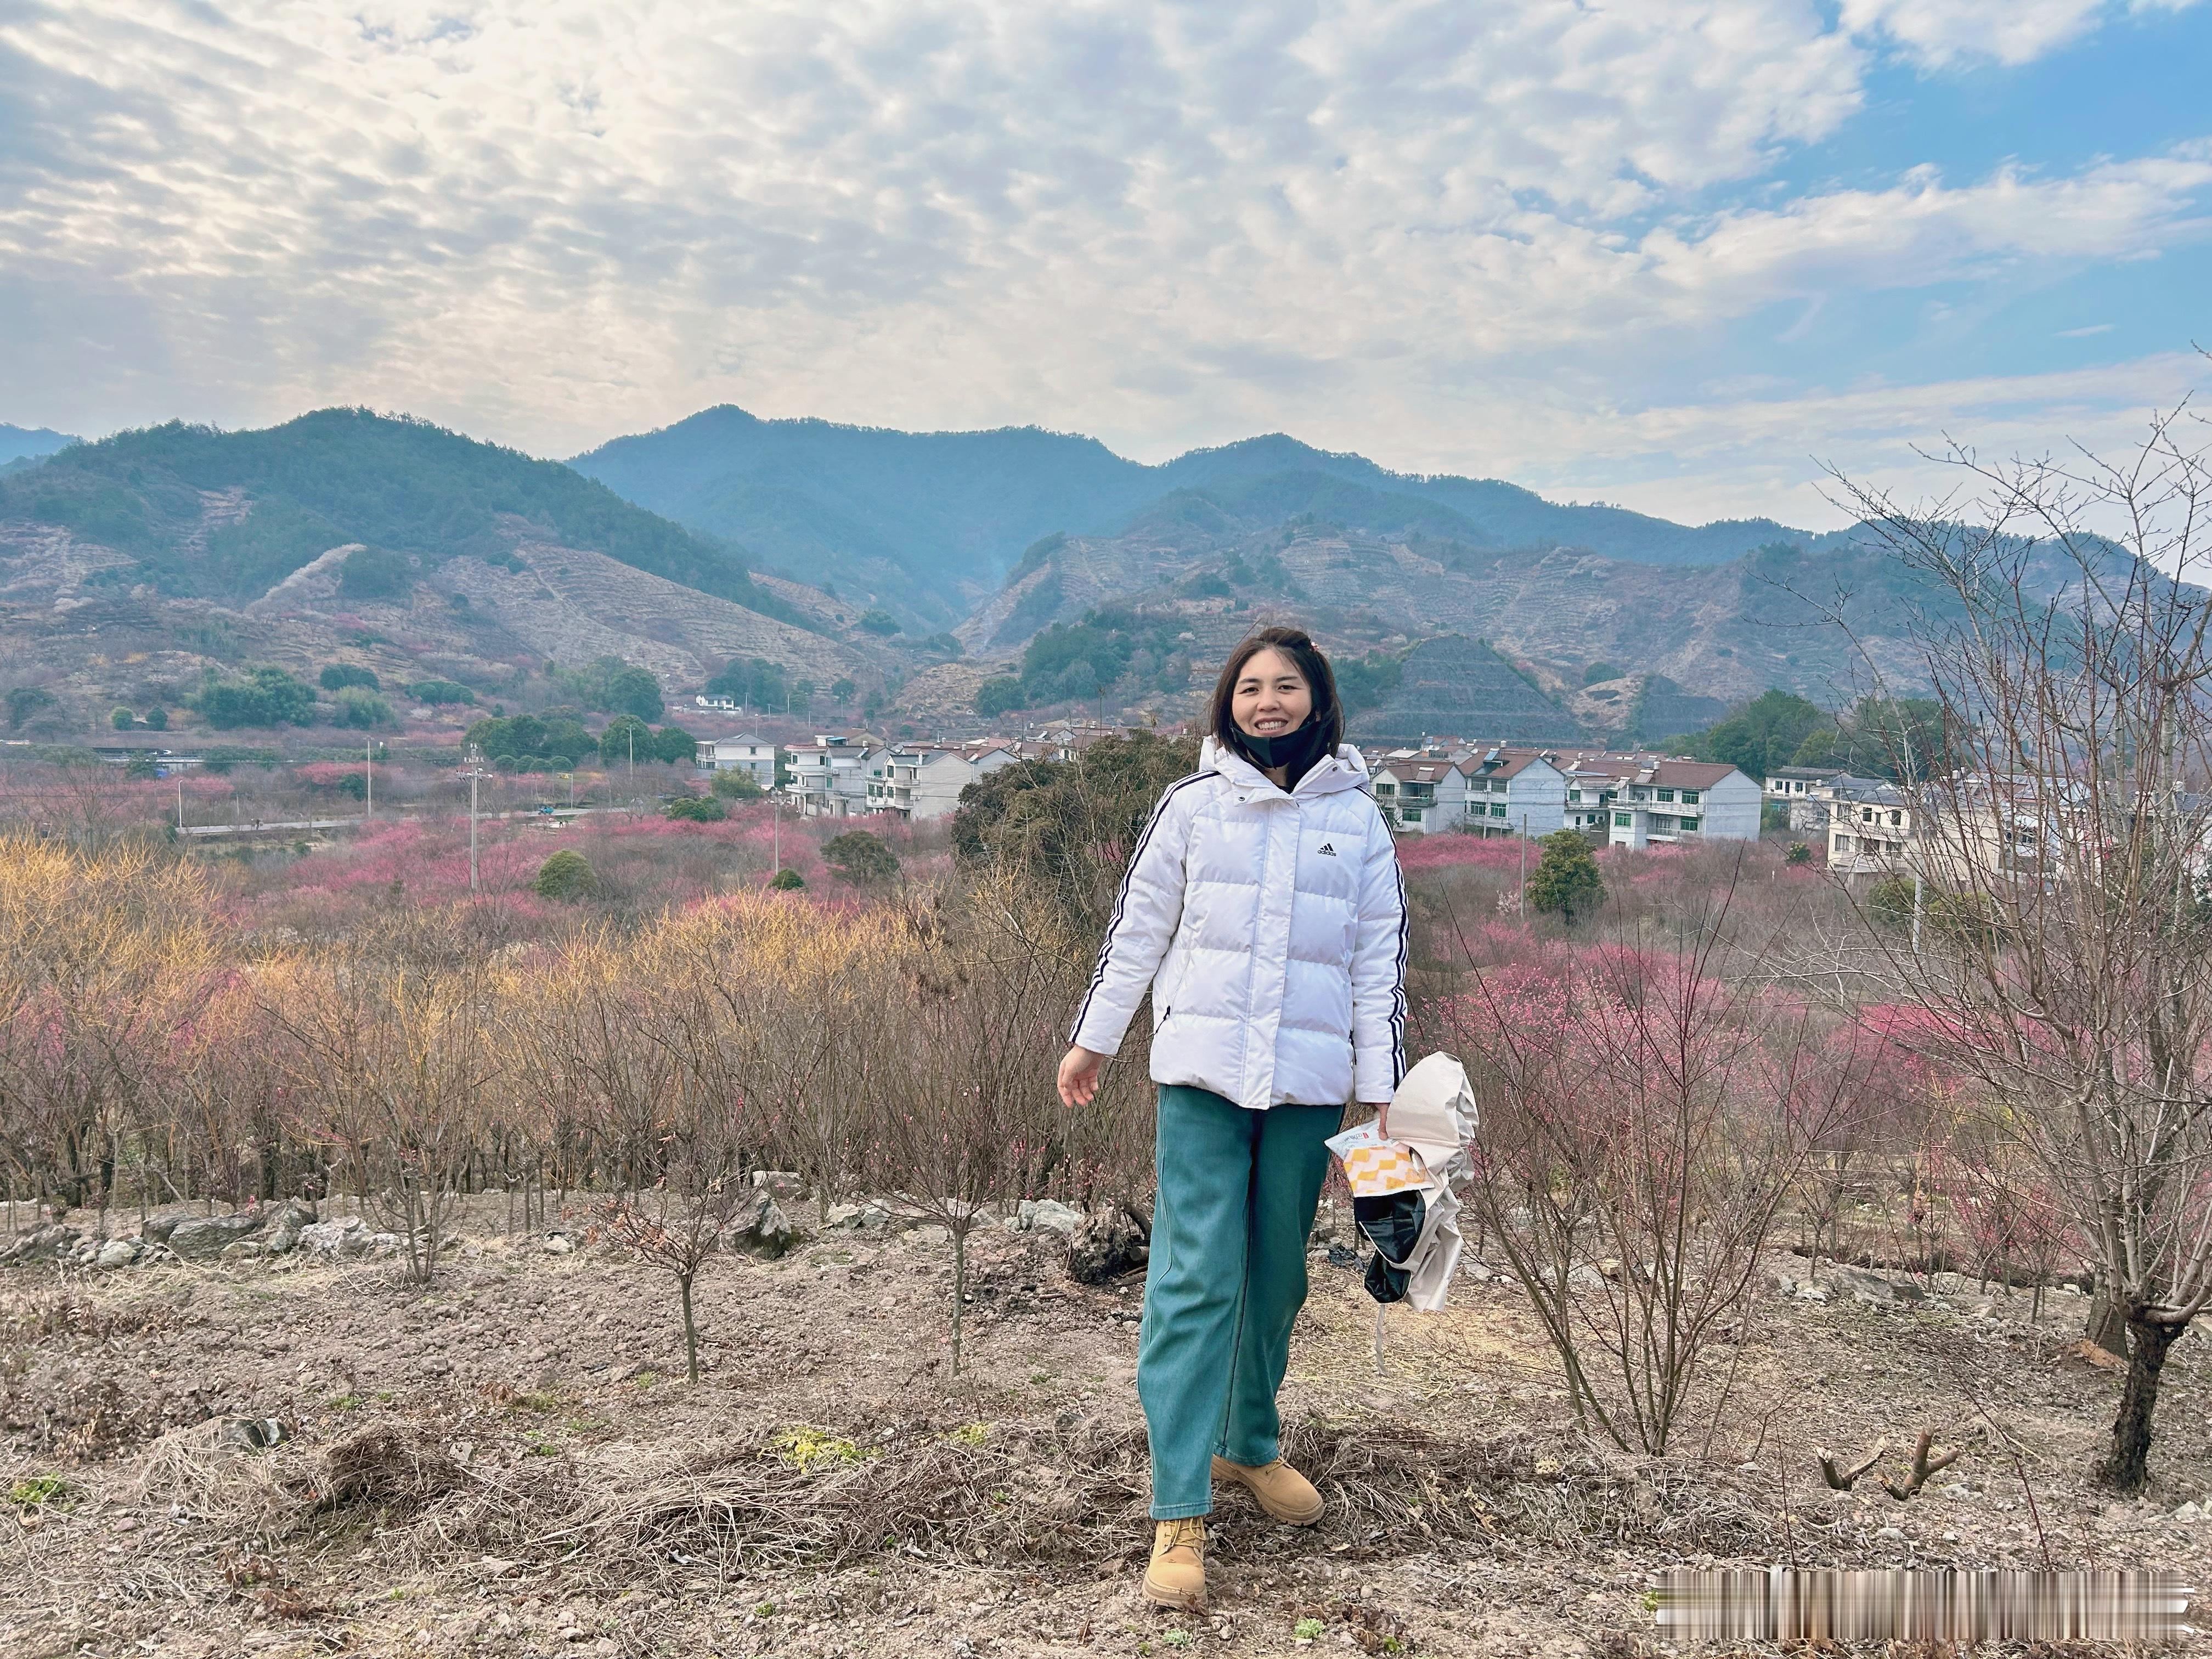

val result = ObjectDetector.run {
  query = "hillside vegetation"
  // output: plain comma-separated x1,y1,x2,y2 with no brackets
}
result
0,409,802,624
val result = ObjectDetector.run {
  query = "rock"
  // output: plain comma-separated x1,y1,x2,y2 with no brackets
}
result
1327,1243,1359,1269
1766,1269,1800,1295
1874,1525,1905,1542
1795,1281,1832,1303
2176,1501,2202,1522
269,1198,318,1229
751,1170,804,1200
725,1193,797,1259
1830,1266,1904,1305
1567,1265,1606,1290
96,1238,142,1270
823,1203,863,1229
542,1232,575,1255
139,1215,184,1246
0,1224,82,1266
1009,1198,1084,1235
264,1223,302,1257
164,1212,265,1262
1067,1204,1149,1285
221,1417,288,1450
364,1232,404,1256
300,1217,371,1258
221,1239,264,1260
907,1223,951,1246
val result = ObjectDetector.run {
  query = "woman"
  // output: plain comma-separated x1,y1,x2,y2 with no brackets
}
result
1057,626,1407,1610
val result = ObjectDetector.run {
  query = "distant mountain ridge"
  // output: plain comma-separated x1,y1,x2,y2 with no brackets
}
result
0,424,78,476
571,407,1855,628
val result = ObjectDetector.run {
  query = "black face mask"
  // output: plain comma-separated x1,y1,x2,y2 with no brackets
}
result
1228,715,1331,786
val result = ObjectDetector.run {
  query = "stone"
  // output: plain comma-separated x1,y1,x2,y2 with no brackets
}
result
1766,1269,1800,1295
365,1232,404,1256
1874,1526,1905,1542
751,1170,804,1200
0,1224,82,1266
2176,1502,2202,1522
1795,1281,1832,1303
165,1212,265,1262
222,1239,264,1260
1066,1204,1149,1285
269,1198,318,1229
725,1193,797,1259
822,1203,864,1229
300,1217,371,1258
907,1223,952,1246
542,1232,575,1254
221,1417,288,1450
263,1224,302,1257
1830,1266,1903,1305
96,1238,141,1270
1015,1199,1082,1235
139,1215,185,1246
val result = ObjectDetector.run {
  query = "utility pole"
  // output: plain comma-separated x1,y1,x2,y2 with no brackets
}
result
364,737,373,821
1518,814,1528,919
462,744,487,894
771,789,781,877
176,771,185,836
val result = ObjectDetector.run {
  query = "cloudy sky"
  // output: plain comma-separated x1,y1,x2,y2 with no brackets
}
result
3,0,2208,527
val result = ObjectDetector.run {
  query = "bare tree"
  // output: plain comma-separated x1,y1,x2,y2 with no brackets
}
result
1823,387,2212,1489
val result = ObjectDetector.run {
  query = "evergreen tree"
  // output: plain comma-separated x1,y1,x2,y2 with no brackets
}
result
1526,830,1605,924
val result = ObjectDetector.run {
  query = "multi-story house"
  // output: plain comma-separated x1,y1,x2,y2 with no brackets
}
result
1554,752,1762,847
1825,777,1914,875
1455,748,1570,837
1365,745,1571,836
1766,764,1853,832
867,741,1020,821
783,734,888,819
693,732,779,788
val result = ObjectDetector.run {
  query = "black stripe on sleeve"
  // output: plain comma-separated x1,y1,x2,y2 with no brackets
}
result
1068,771,1210,1043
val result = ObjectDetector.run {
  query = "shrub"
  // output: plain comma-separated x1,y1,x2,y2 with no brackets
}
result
1785,841,1812,865
1581,661,1622,686
1525,830,1605,923
822,830,899,884
857,609,901,636
319,665,381,692
709,769,764,800
195,666,317,729
337,546,411,600
664,795,728,823
768,868,805,890
974,676,1027,717
110,707,136,730
332,687,395,729
123,753,158,780
5,686,57,729
408,679,475,705
599,714,653,766
533,849,600,900
143,707,167,731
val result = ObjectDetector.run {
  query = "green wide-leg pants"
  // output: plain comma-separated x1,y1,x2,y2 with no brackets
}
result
1138,1083,1343,1519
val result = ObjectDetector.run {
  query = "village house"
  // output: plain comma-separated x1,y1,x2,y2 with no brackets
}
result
693,732,779,788
867,740,1021,821
1825,776,1914,876
783,733,889,819
1364,745,1573,836
1553,751,1763,847
1765,764,1854,832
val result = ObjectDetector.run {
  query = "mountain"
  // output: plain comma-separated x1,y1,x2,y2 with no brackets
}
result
571,409,1854,628
0,425,78,474
0,410,879,738
1351,635,1585,745
0,409,804,619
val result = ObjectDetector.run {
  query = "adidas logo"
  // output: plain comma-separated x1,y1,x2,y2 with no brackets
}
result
1317,841,1337,856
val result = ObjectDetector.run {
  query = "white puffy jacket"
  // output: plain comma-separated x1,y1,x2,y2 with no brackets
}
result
1070,737,1408,1111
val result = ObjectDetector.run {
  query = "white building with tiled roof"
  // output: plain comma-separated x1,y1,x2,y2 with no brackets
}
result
1554,751,1761,847
867,740,1022,821
1364,744,1570,836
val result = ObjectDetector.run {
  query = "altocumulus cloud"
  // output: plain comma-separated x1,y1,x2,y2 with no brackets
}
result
0,0,2207,526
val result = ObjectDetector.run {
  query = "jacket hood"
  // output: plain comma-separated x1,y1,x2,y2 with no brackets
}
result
1200,735,1373,798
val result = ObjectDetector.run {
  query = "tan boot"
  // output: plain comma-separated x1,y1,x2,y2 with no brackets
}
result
1142,1517,1207,1610
1211,1454,1325,1525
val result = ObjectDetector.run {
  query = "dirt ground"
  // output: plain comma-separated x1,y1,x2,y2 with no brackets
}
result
4,1196,2210,1659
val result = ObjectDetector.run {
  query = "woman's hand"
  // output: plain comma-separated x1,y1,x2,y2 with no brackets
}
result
1058,1046,1107,1109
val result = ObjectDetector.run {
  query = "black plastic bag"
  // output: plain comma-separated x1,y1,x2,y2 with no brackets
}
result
1353,1190,1426,1305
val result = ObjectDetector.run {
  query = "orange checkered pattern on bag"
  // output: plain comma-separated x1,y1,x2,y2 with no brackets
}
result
1339,1141,1429,1196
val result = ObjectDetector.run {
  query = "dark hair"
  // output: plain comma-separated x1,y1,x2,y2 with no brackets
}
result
1207,627,1345,757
